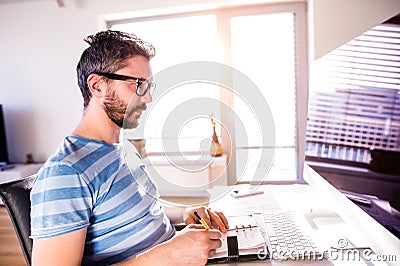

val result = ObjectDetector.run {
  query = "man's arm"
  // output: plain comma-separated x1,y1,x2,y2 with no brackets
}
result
31,210,224,266
32,228,87,266
164,205,185,224
32,223,221,266
116,226,222,266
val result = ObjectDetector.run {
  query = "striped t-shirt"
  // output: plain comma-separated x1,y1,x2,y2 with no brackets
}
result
30,135,175,265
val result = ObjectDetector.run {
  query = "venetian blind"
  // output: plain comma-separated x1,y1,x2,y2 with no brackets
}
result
306,23,400,163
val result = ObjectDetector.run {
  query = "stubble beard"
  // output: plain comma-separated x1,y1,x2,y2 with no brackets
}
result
102,90,146,129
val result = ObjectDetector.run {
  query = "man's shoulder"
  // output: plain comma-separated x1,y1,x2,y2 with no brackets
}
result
50,135,117,163
38,136,118,177
43,135,124,180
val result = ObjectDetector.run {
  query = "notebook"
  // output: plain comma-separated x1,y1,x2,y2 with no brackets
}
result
208,215,269,263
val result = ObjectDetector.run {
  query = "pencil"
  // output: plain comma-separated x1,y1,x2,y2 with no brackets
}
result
194,211,210,229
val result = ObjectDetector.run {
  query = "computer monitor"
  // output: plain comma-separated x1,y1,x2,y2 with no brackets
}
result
0,104,10,165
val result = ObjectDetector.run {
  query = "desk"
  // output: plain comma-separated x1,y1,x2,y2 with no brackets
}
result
0,163,41,204
0,164,41,184
205,165,400,265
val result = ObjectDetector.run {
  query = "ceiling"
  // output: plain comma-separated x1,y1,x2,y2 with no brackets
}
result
0,0,64,6
0,0,43,3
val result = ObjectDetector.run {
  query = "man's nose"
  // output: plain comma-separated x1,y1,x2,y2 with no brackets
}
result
141,89,152,103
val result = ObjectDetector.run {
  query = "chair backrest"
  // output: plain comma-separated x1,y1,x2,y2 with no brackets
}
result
0,174,35,266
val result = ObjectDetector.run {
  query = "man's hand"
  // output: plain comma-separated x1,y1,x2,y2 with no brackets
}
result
183,206,229,233
140,225,222,266
172,225,222,263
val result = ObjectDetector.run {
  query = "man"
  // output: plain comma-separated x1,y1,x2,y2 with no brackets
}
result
30,30,229,265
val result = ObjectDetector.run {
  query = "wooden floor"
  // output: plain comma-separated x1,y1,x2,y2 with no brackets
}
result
0,206,26,266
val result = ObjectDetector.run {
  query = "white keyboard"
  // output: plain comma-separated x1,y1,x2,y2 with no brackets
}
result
263,211,327,260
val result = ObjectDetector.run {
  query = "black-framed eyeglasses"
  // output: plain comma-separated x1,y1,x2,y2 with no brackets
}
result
93,72,156,96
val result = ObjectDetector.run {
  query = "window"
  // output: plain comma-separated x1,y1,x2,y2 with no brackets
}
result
112,15,221,154
230,12,297,182
306,22,400,165
108,3,308,183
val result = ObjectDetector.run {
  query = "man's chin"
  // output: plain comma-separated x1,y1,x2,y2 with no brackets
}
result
123,118,139,129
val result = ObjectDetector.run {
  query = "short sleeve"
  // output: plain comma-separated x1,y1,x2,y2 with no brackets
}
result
30,163,93,239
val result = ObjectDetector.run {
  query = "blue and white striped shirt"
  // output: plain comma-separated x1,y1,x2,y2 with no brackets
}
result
30,135,175,265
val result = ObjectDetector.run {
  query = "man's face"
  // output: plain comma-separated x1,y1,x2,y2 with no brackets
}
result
102,56,153,129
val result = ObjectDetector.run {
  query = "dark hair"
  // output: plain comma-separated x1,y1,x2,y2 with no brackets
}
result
76,30,155,107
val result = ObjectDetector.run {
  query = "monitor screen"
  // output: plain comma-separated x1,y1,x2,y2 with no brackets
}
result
0,104,10,165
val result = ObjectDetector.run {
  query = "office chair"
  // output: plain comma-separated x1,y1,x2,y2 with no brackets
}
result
0,174,35,266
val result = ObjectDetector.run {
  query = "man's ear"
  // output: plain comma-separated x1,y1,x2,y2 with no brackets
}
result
87,73,107,98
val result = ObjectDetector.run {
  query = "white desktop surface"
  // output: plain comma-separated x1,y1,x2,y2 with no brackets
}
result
0,163,42,205
0,163,41,184
207,165,400,265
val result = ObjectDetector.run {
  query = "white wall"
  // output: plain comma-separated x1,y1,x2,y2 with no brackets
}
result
310,0,400,59
0,0,193,163
0,0,398,163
